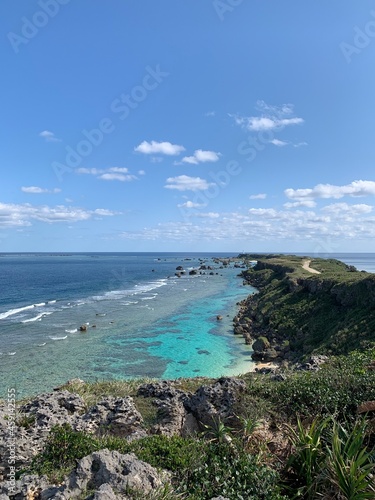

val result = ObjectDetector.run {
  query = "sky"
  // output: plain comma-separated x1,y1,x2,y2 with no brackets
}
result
1,1,375,253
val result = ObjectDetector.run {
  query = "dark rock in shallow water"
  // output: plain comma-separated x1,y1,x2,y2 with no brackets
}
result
197,349,210,355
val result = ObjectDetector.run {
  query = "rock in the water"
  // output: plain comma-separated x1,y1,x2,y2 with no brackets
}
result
79,325,87,332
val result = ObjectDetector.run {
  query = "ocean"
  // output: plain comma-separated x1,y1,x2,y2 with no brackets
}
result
1,252,374,399
0,253,254,398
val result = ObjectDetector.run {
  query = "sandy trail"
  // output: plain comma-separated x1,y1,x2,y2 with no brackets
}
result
302,259,321,274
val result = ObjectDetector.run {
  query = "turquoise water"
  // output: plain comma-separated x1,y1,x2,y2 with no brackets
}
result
0,253,254,398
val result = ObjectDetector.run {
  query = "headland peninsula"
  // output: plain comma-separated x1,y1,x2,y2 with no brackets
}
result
1,254,374,499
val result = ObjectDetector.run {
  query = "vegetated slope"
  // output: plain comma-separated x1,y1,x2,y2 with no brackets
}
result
239,254,375,358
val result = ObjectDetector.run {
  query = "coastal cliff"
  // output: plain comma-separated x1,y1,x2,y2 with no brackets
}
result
1,254,374,499
237,254,375,362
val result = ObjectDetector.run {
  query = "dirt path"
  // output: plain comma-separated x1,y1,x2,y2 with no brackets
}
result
302,259,321,274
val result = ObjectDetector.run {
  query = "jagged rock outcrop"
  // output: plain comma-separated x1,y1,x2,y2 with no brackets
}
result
137,381,199,437
187,377,246,426
0,450,166,499
0,376,251,496
0,393,146,478
78,396,145,438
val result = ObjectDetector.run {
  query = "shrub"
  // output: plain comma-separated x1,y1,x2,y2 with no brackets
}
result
30,424,100,478
180,442,286,499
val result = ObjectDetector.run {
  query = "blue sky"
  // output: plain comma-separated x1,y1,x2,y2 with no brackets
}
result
1,1,375,253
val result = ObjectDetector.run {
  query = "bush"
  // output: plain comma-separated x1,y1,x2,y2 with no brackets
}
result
180,442,286,499
30,424,101,478
251,350,375,421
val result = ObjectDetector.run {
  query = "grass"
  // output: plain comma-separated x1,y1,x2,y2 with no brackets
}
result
239,254,375,357
11,254,375,497
59,377,213,429
22,349,375,498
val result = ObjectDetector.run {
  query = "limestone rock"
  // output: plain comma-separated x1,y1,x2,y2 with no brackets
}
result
187,377,246,426
20,391,86,429
79,397,144,437
137,381,188,401
252,337,270,353
66,450,163,496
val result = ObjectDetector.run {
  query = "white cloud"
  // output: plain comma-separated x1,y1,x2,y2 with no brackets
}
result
134,140,185,156
99,173,137,182
22,186,61,194
39,130,61,142
177,200,206,208
249,193,267,200
118,202,375,244
285,180,375,201
181,149,221,165
0,202,118,228
270,139,288,147
294,142,308,148
204,111,215,117
284,200,317,208
195,212,220,218
164,175,214,191
138,170,146,176
76,167,137,182
150,157,164,163
232,101,304,132
77,168,103,175
248,208,280,218
107,167,129,173
322,203,373,215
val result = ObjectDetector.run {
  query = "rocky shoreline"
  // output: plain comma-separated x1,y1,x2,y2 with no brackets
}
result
0,377,246,499
5,254,370,498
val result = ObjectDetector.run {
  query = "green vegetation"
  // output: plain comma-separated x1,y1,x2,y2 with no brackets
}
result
239,253,375,357
26,349,375,498
20,255,375,498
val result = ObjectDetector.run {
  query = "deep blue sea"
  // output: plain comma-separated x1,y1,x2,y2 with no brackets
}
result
1,252,374,399
0,253,255,398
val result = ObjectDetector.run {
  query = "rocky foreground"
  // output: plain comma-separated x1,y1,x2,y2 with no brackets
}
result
0,377,245,499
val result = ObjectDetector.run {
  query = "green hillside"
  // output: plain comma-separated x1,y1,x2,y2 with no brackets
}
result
239,254,375,359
